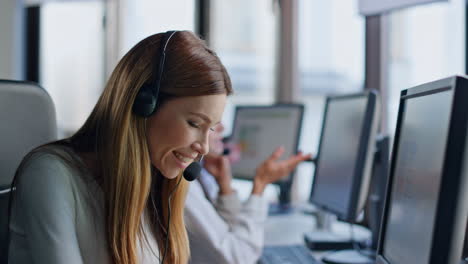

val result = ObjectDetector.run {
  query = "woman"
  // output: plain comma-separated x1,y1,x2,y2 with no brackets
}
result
185,124,311,264
8,30,232,264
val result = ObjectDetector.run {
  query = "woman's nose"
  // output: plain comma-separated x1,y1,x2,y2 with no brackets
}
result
193,135,210,156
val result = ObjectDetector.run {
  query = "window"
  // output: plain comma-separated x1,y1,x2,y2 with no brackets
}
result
40,0,197,137
296,0,365,202
386,0,465,134
210,0,278,134
119,0,196,56
40,1,105,137
209,0,278,200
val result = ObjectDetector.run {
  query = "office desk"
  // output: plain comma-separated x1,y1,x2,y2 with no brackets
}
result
265,212,371,245
264,212,371,259
265,212,316,246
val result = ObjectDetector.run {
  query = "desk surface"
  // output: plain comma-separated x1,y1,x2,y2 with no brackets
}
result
264,212,372,261
265,212,371,246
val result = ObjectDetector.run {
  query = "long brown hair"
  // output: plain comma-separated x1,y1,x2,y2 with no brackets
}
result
14,31,232,264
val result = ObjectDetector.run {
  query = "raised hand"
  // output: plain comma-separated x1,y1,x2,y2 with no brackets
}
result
252,146,312,195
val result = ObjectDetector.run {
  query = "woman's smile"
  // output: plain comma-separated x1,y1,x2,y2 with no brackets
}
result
173,151,196,168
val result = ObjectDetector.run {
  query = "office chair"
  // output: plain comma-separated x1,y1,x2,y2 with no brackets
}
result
0,80,57,258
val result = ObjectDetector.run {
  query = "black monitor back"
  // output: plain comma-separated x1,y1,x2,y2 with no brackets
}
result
367,135,390,250
309,90,380,222
376,76,468,264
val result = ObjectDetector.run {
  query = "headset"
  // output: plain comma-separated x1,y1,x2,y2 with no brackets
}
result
133,30,178,117
132,30,201,181
133,30,176,264
133,30,201,264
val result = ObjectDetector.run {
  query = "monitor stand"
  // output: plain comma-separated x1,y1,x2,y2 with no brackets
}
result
317,192,380,263
303,211,356,251
321,249,374,264
268,181,294,215
317,136,389,262
268,203,294,215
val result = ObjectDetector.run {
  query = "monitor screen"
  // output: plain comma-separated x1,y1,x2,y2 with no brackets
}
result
382,90,452,264
230,105,303,181
310,95,369,216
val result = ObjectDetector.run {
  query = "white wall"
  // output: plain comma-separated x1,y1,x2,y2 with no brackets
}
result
0,0,25,80
40,1,105,136
118,0,196,56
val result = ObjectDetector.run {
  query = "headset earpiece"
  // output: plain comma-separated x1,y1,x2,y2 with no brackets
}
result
133,30,177,118
133,84,157,117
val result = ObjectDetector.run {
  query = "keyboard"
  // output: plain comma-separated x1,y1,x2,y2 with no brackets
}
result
258,245,322,264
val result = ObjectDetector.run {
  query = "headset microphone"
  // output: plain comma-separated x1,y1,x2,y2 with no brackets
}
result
222,148,231,156
183,155,204,181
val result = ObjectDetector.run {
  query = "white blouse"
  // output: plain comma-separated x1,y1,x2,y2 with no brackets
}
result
184,172,268,264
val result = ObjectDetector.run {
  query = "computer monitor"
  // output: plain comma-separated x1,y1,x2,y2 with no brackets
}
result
366,135,390,251
376,76,468,264
229,104,304,183
228,104,304,206
309,90,380,222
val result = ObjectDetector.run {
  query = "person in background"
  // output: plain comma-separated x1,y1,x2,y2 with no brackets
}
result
7,31,232,264
185,124,311,264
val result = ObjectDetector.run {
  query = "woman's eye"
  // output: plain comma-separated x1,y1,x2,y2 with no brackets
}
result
188,121,200,128
209,127,215,132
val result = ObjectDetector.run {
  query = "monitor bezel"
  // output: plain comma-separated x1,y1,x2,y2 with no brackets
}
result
229,103,305,186
376,76,468,264
309,90,379,222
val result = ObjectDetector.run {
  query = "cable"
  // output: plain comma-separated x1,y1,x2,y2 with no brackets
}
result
150,186,166,263
161,174,183,264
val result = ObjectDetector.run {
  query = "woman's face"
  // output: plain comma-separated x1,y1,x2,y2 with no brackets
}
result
208,123,225,156
147,94,227,179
